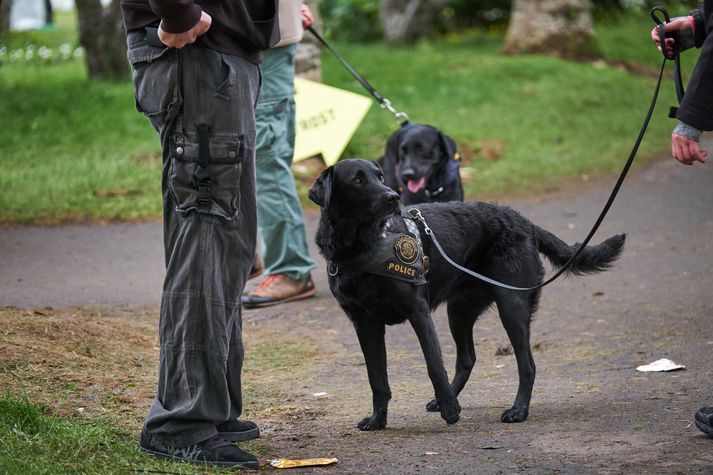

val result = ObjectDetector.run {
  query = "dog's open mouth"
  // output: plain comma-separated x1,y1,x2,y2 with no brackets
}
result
406,177,426,193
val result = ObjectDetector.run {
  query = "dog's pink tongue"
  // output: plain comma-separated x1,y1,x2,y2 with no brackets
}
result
407,177,426,193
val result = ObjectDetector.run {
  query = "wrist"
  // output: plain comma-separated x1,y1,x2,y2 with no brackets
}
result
673,121,703,141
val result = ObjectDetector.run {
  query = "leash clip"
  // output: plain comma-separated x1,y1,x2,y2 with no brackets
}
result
381,98,410,126
408,208,432,236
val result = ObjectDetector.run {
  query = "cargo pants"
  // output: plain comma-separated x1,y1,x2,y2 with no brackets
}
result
126,30,260,448
255,44,315,280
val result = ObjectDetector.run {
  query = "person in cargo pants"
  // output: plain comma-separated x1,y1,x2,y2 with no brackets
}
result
121,0,278,468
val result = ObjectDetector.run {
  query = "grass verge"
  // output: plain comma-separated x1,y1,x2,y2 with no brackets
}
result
0,11,693,224
0,306,321,473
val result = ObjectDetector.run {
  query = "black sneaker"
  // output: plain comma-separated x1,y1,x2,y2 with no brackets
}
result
217,419,260,442
695,406,713,436
140,429,258,469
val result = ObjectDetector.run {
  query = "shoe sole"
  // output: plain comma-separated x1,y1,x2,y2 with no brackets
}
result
140,446,259,470
242,288,316,309
695,418,713,436
219,426,260,442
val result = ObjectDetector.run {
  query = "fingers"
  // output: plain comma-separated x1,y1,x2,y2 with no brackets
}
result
301,4,314,29
672,134,707,165
158,11,212,49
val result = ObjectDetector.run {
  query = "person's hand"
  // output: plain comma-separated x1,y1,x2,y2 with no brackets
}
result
301,4,314,29
158,11,212,49
672,133,707,165
650,16,690,57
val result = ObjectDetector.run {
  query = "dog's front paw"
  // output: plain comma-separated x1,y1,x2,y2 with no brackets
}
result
500,406,528,423
440,400,461,425
425,398,440,412
357,414,387,431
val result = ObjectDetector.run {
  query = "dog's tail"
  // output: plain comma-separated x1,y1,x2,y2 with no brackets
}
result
534,226,625,276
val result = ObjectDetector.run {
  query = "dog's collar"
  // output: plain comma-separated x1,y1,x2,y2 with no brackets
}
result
427,153,461,197
327,214,428,285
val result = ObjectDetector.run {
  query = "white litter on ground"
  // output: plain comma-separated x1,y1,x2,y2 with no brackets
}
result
636,358,686,372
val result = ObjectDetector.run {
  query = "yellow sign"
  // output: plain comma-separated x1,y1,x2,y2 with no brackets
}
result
294,77,373,165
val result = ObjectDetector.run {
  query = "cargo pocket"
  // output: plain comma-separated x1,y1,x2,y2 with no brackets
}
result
168,134,244,221
255,97,289,152
126,31,178,120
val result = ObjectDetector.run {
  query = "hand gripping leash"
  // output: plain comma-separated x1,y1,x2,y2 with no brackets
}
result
651,6,686,116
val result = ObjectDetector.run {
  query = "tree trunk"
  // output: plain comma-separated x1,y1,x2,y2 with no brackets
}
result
0,0,13,34
503,0,599,60
296,0,322,81
75,0,128,81
379,0,448,44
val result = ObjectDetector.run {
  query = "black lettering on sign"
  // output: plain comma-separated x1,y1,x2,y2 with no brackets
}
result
298,109,337,131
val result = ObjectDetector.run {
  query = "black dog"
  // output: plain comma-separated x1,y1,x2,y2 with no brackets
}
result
309,158,625,430
379,123,463,205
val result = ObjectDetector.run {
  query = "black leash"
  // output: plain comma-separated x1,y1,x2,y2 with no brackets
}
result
651,6,686,116
408,14,678,291
307,27,410,126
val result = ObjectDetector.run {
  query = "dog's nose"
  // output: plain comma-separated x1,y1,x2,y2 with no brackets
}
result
401,168,416,181
385,191,400,204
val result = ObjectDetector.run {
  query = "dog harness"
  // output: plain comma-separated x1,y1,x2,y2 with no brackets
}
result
327,215,428,285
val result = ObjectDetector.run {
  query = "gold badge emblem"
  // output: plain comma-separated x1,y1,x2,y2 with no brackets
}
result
394,234,419,265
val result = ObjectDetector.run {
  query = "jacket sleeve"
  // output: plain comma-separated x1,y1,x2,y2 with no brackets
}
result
676,2,713,130
691,3,707,47
147,0,202,33
244,0,280,50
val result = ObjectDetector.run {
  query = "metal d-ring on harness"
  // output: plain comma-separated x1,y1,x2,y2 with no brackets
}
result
307,27,410,126
405,6,683,292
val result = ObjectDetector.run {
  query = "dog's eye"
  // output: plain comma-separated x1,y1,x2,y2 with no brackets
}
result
353,176,364,185
379,175,385,183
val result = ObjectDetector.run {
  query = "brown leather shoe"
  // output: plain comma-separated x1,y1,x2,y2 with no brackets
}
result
241,274,315,308
248,254,263,280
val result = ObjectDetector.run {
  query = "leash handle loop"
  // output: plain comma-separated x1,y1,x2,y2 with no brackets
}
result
307,27,410,126
651,7,678,60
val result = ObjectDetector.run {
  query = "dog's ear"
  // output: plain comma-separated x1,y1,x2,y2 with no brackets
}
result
382,126,408,191
308,166,334,208
438,130,459,163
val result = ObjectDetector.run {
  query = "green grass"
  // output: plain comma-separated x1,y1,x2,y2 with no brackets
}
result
0,62,160,224
0,10,693,224
0,392,230,474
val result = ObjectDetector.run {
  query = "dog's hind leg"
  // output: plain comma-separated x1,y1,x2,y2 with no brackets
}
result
353,321,391,430
409,308,461,425
494,290,536,423
426,296,491,413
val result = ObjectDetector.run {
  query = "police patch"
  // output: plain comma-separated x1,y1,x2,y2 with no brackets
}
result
394,234,419,265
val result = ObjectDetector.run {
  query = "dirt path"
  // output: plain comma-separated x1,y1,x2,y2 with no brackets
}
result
1,150,712,472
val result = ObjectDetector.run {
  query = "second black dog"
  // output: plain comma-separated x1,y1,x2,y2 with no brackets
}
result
379,123,463,205
309,158,625,430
